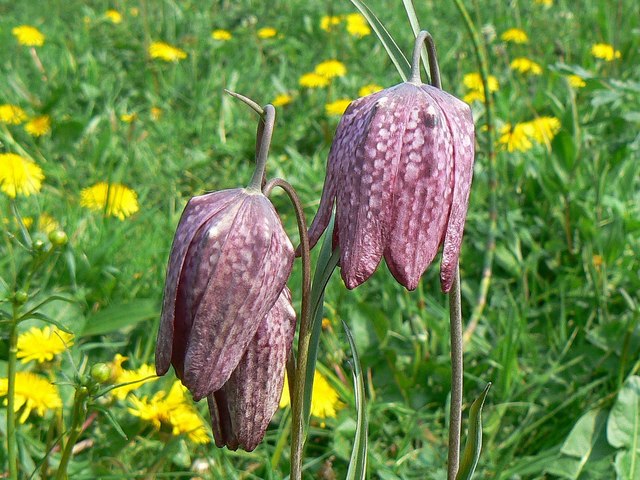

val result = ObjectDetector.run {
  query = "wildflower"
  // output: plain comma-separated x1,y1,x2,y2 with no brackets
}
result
211,29,232,41
12,25,45,47
112,363,157,400
148,41,187,62
345,13,371,37
0,153,45,198
107,353,129,381
299,72,330,88
320,15,341,32
120,112,137,123
17,326,74,364
325,99,352,116
462,73,499,103
38,213,60,234
150,106,163,121
272,94,292,107
25,115,51,136
358,84,383,97
0,104,27,124
534,0,553,4
80,182,139,220
0,372,62,423
591,43,621,61
280,370,344,419
567,74,586,88
307,81,475,291
315,59,347,79
510,57,543,75
526,116,561,144
593,254,603,268
105,9,122,24
498,123,534,152
257,27,277,39
501,28,529,44
155,186,296,450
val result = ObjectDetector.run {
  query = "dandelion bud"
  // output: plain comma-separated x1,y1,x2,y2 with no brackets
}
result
48,230,68,247
90,363,111,384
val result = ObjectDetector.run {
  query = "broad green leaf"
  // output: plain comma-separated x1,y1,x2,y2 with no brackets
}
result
80,299,158,336
456,383,491,480
344,320,368,480
561,409,610,459
615,450,640,480
607,376,640,450
347,0,411,81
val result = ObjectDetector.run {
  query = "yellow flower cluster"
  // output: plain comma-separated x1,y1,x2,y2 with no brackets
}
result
148,41,187,62
280,370,344,420
0,153,45,198
17,326,74,364
325,99,352,116
272,93,293,107
128,381,210,444
498,116,561,152
257,27,277,39
591,43,621,61
80,182,139,220
319,13,370,37
462,72,500,104
358,84,383,97
105,9,123,24
25,115,51,136
110,359,157,400
501,28,529,44
0,372,62,423
510,57,543,75
12,25,45,47
567,74,586,88
0,104,27,124
299,59,347,89
211,29,232,41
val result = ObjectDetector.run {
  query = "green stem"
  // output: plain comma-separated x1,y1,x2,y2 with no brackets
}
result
452,0,498,347
249,105,275,191
409,30,440,87
7,305,19,480
55,387,89,480
448,266,463,480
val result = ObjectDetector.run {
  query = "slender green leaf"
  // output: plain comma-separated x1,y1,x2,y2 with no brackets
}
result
81,299,158,336
94,406,128,439
343,320,368,480
347,0,411,81
21,312,73,334
400,0,429,78
456,383,491,480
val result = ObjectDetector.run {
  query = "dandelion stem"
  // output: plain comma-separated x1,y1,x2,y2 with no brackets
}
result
447,265,463,480
55,386,89,480
409,30,440,87
7,305,19,480
263,178,311,480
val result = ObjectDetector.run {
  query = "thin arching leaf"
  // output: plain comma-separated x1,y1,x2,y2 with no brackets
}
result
400,0,429,77
456,383,491,480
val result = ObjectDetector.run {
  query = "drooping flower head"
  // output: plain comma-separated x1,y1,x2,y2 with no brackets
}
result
307,31,475,292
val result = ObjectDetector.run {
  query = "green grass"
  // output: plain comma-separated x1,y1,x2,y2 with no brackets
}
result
1,0,639,478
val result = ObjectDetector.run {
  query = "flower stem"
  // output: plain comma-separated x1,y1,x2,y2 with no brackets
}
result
55,386,89,480
263,178,311,480
7,305,19,480
409,30,440,87
249,105,275,191
447,265,463,480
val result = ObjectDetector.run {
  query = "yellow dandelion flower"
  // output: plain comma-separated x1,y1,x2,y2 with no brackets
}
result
567,74,586,88
325,99,352,116
128,393,166,429
299,72,330,88
0,153,45,198
25,115,51,136
257,27,277,39
501,28,529,44
280,370,344,419
314,59,346,79
498,123,535,152
320,15,341,32
17,326,74,364
321,317,332,329
358,84,383,97
120,112,137,123
112,363,157,400
0,104,27,125
150,107,163,121
345,13,371,38
12,25,45,47
272,94,293,107
148,41,187,62
107,353,129,381
591,43,621,61
19,217,34,229
463,90,486,104
593,254,603,268
510,57,543,75
525,116,561,144
0,372,62,423
80,182,139,220
38,213,60,234
211,29,232,41
105,10,122,24
462,73,500,103
169,405,211,444
534,0,553,5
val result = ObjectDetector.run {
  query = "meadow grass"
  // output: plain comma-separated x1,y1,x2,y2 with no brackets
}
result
1,0,639,478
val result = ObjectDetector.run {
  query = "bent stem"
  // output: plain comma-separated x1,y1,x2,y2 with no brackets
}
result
263,178,311,480
448,265,463,480
409,30,441,87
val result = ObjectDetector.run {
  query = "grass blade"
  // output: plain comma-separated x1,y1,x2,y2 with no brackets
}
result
343,320,368,480
400,0,429,78
456,383,491,480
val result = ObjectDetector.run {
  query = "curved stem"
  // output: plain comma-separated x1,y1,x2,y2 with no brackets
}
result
409,30,441,88
263,178,311,480
447,266,463,480
248,105,275,191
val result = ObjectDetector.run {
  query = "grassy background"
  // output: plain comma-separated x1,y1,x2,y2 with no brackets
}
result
1,0,639,478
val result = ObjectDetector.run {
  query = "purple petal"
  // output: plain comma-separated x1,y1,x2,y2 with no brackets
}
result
208,287,296,451
423,86,475,292
183,193,294,400
156,189,243,375
385,86,454,290
208,389,239,450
